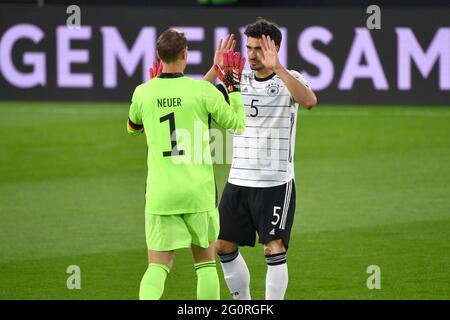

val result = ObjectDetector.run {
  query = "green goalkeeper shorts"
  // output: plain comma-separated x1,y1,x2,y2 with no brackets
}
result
145,209,220,251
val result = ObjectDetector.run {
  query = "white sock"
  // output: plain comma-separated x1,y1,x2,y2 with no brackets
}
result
265,253,288,300
219,250,251,300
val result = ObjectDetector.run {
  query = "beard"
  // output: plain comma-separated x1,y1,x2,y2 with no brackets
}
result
249,63,264,71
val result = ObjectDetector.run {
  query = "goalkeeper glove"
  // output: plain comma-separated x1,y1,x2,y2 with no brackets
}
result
149,60,163,79
214,50,245,93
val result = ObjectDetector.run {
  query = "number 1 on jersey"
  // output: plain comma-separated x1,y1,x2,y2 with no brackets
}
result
160,112,185,157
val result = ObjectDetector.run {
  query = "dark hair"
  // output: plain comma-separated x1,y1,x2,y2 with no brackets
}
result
157,28,187,63
244,17,282,47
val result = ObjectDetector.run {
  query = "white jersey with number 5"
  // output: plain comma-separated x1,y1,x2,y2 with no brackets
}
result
228,69,310,188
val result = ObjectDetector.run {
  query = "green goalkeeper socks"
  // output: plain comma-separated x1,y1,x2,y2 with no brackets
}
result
195,260,220,300
139,263,170,300
139,261,219,300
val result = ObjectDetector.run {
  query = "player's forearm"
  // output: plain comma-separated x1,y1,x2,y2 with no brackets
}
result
127,119,144,136
228,92,246,133
274,65,317,109
203,66,217,84
214,92,245,134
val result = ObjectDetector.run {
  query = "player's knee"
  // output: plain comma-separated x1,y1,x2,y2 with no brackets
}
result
148,251,174,269
191,244,215,264
214,240,238,255
264,240,286,256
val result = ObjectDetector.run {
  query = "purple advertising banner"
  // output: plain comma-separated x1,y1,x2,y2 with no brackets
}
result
0,5,449,104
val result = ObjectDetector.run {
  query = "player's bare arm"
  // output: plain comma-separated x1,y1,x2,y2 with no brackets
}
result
259,34,317,109
203,34,236,83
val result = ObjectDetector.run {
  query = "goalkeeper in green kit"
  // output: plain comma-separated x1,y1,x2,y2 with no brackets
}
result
127,28,246,300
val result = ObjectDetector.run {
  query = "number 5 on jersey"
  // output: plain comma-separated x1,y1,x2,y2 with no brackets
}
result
250,99,259,117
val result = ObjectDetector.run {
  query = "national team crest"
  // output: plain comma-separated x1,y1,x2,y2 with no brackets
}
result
266,82,281,97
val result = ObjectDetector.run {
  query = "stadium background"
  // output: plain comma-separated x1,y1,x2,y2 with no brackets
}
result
0,0,449,299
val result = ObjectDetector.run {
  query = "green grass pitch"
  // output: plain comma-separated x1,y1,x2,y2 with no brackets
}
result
0,101,449,300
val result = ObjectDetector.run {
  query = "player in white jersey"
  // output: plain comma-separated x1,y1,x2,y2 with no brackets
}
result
204,18,317,300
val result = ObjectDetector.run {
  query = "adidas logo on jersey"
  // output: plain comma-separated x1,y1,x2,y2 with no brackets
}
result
241,86,248,92
269,228,275,235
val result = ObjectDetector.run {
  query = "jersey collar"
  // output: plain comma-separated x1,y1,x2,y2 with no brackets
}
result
254,72,276,82
158,73,184,78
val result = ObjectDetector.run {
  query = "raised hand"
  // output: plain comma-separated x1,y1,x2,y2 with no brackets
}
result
214,34,236,68
214,49,246,93
259,34,280,71
149,60,163,79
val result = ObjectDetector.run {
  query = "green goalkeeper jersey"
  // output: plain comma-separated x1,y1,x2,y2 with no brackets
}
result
127,73,245,215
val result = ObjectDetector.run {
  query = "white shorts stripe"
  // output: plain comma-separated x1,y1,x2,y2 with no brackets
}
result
280,180,292,230
282,181,292,230
279,180,290,229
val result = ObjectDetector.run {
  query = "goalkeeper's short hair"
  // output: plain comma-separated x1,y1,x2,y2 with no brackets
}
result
157,28,187,63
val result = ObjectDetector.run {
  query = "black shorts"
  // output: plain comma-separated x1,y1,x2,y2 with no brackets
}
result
218,180,296,249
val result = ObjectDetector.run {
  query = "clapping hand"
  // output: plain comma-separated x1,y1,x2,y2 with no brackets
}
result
149,60,163,79
214,50,246,93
